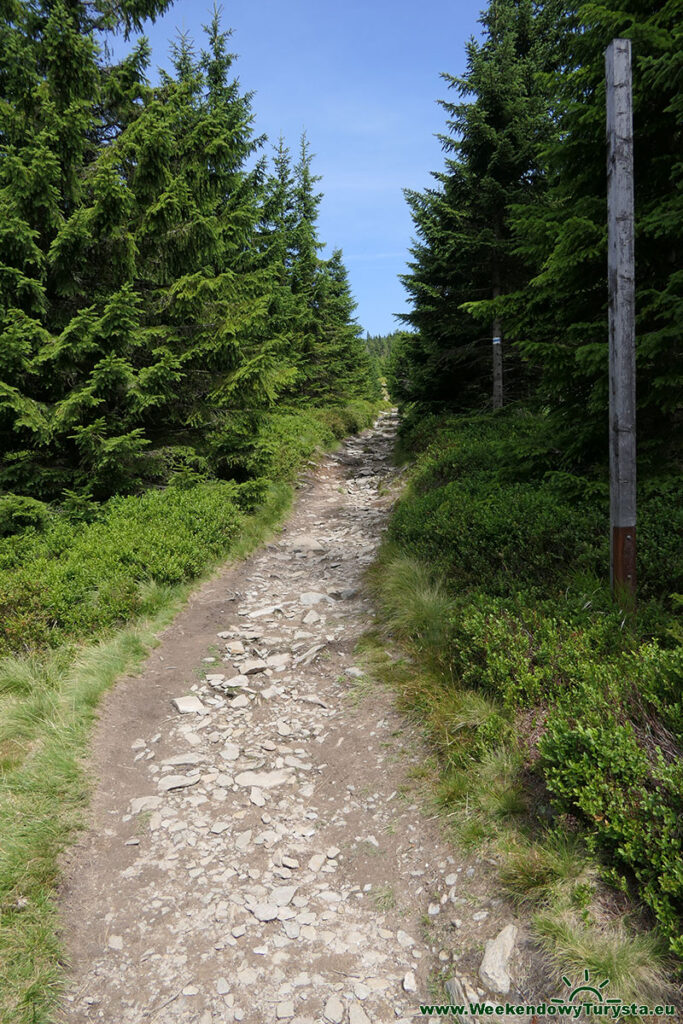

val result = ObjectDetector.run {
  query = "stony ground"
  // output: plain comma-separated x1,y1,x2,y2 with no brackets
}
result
58,412,536,1024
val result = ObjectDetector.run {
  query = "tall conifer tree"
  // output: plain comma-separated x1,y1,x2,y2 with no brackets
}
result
398,0,557,410
506,0,682,464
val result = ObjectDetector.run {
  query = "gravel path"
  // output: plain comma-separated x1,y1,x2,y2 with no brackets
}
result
58,411,527,1024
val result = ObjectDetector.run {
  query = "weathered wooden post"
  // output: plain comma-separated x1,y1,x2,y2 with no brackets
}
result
605,38,636,605
492,324,503,410
492,282,503,410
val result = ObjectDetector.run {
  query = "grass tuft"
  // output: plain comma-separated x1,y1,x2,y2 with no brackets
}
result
371,553,455,659
534,911,672,1004
373,885,396,911
500,832,596,906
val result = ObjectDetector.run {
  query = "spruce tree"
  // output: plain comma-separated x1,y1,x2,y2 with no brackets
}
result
287,131,325,394
507,0,682,465
0,0,163,497
252,136,307,401
0,5,279,497
398,0,557,411
308,249,380,402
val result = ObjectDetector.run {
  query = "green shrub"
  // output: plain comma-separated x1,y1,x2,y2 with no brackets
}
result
540,710,683,956
0,495,51,537
393,411,681,603
208,402,378,484
378,408,682,956
0,400,381,657
389,478,605,595
0,483,245,654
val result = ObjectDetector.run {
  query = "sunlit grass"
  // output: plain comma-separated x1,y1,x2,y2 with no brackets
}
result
500,831,597,907
534,911,672,1005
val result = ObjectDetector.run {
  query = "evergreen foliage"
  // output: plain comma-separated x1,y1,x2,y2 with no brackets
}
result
364,331,398,371
397,0,681,468
0,2,378,503
397,0,556,411
505,0,683,464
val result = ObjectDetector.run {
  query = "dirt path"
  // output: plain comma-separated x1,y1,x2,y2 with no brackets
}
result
58,412,530,1024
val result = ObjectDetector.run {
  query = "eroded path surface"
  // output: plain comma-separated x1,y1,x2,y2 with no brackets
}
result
59,412,528,1024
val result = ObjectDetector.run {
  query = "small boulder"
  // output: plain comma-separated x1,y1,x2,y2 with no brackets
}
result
479,924,517,995
403,971,417,993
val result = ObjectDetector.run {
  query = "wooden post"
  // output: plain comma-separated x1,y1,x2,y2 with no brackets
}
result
606,38,636,604
492,328,503,410
492,280,503,410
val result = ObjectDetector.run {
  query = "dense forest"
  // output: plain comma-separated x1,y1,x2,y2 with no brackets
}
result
364,330,404,379
0,0,379,512
379,0,682,971
392,0,681,464
0,0,383,648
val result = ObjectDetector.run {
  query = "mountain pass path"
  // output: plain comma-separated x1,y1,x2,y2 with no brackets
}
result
58,411,530,1024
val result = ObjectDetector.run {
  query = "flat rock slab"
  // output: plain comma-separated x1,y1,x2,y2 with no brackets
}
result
157,774,200,793
224,674,249,688
210,821,231,835
289,535,325,552
129,795,162,814
250,903,279,922
233,769,294,789
171,695,204,714
220,743,240,761
324,996,345,1023
271,885,297,906
349,1004,371,1024
160,753,204,767
241,658,268,674
299,592,329,606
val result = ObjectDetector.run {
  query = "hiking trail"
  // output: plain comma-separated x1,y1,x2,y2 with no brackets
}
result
58,411,533,1024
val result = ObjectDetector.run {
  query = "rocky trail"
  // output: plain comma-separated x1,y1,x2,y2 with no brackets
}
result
58,411,532,1024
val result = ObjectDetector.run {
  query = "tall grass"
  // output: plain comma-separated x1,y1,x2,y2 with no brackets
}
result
369,552,455,660
534,913,671,1004
0,620,173,1024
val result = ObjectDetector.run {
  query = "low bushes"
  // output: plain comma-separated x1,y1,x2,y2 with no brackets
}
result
0,483,245,654
0,401,380,657
389,412,682,602
207,401,378,483
375,408,682,959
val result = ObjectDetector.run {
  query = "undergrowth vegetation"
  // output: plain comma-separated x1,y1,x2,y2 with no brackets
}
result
0,401,377,658
369,408,682,992
0,398,380,1024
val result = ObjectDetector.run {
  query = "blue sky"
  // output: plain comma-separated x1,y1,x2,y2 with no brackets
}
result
110,0,486,336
